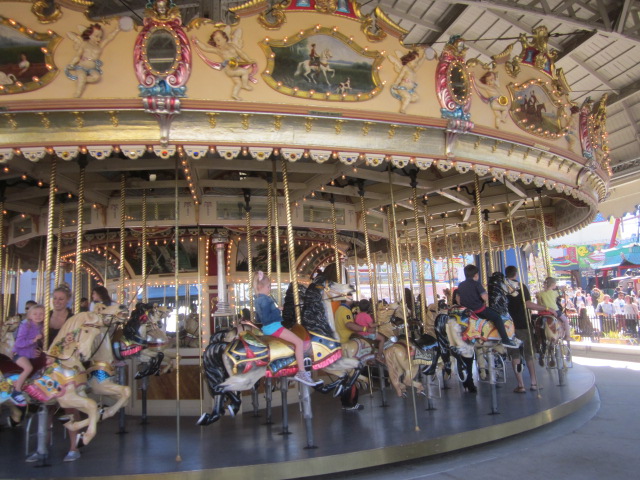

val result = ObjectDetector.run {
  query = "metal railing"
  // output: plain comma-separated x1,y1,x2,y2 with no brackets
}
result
567,312,639,339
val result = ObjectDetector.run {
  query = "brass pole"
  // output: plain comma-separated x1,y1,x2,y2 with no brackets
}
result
422,197,439,307
244,190,254,322
266,175,273,279
73,159,86,313
272,160,282,305
15,258,21,316
442,217,455,295
142,189,148,303
474,175,487,287
500,221,508,269
44,157,57,348
352,236,360,300
174,158,182,462
535,190,553,277
387,166,419,432
54,199,63,288
386,208,399,303
281,158,301,325
358,184,378,318
330,195,341,283
118,174,126,305
486,215,495,274
411,179,427,329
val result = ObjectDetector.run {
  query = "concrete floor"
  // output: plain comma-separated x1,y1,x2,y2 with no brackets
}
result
336,356,640,480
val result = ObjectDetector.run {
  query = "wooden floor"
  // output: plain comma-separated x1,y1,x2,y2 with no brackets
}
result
0,364,595,480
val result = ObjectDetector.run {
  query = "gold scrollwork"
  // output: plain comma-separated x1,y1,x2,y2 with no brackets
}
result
31,1,63,24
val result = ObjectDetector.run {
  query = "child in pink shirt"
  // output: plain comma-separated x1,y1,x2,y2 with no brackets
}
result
354,299,386,363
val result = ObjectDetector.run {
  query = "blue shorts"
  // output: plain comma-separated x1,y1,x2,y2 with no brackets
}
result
262,321,284,336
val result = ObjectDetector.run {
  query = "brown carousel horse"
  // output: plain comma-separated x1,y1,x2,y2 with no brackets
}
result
0,311,114,446
198,274,358,426
381,302,442,397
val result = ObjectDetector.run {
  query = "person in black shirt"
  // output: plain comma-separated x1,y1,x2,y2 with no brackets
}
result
505,266,546,392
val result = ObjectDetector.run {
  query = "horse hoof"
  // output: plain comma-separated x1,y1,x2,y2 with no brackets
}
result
196,413,209,426
227,405,236,418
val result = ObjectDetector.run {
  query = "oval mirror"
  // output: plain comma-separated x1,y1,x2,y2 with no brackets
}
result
145,28,178,75
448,62,469,105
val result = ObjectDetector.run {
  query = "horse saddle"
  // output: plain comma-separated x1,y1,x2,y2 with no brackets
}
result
224,324,342,376
23,362,87,403
451,308,515,342
0,352,47,376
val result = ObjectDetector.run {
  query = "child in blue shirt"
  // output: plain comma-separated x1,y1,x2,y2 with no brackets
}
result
253,271,322,387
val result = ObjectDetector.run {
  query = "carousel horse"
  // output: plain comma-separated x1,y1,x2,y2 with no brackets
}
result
198,274,359,426
435,272,516,382
533,310,570,369
0,311,113,446
0,314,23,358
178,313,201,348
382,302,442,397
86,306,131,421
114,303,174,379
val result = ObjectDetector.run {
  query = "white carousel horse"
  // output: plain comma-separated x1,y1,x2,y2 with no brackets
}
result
0,314,23,358
534,310,571,370
435,272,516,383
86,306,131,421
0,311,112,446
198,274,358,426
294,49,335,86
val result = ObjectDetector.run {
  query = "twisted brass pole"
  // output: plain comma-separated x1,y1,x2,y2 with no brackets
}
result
245,191,254,322
474,175,487,287
422,197,439,307
352,236,360,300
73,160,86,313
330,195,341,283
386,208,399,303
387,166,419,432
142,189,148,302
442,217,455,295
358,187,377,319
281,158,301,325
486,216,495,274
266,175,273,279
536,191,553,277
411,184,427,328
119,174,126,305
272,160,282,304
54,199,63,289
500,221,507,269
174,158,182,462
44,157,57,348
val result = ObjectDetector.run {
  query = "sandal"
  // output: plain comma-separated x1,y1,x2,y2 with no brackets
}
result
513,386,526,394
530,384,543,391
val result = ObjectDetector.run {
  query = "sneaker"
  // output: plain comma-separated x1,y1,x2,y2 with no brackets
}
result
63,450,81,462
293,371,323,387
25,453,41,463
342,403,364,411
10,390,27,407
501,340,519,349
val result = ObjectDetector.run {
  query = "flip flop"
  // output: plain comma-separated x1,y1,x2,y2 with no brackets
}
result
513,386,526,393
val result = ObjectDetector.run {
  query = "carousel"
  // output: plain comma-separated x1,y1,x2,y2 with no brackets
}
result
0,1,606,478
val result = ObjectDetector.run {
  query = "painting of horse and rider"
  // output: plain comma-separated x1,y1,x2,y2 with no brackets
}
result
261,28,382,100
509,81,563,136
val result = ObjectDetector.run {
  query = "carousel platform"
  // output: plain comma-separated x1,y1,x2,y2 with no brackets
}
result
0,364,595,480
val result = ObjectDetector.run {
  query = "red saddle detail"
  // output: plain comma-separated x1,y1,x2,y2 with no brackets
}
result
0,353,47,376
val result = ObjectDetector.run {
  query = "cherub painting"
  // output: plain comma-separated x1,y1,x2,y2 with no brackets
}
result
193,26,257,101
475,70,509,129
389,48,425,113
66,23,120,98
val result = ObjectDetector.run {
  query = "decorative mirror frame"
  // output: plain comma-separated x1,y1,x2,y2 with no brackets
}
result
446,61,470,106
0,16,61,95
134,7,190,97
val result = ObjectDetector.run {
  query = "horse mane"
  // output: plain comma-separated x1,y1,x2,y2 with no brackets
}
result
124,303,151,341
488,271,509,316
282,282,307,329
300,275,334,338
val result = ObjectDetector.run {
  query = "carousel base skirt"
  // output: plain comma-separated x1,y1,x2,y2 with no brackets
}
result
0,364,595,480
